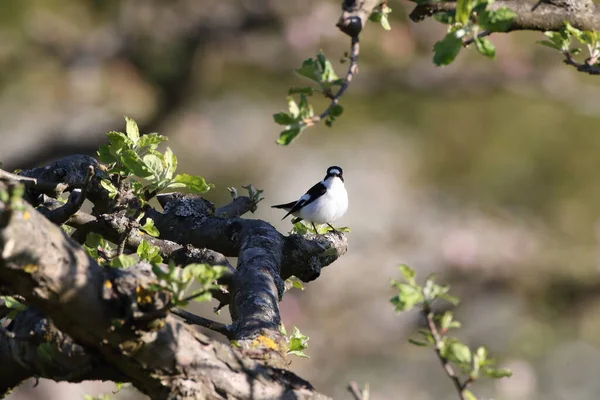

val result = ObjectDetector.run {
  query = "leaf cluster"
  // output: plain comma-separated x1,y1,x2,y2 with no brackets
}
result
273,52,345,145
290,220,350,235
98,116,212,201
538,23,600,65
369,2,393,31
391,265,511,399
150,262,227,307
280,324,310,358
432,0,516,66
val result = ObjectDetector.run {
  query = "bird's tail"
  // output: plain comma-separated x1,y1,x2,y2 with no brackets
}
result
272,201,299,220
271,201,297,210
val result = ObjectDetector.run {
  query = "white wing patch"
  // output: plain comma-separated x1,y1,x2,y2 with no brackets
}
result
299,193,311,202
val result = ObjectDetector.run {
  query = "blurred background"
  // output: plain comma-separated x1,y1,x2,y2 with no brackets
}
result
3,0,600,399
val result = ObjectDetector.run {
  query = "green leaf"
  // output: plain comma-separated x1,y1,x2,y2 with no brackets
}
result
390,282,424,311
136,239,163,264
474,36,496,58
141,217,160,237
143,153,164,182
295,58,321,83
297,94,314,119
191,291,212,303
433,11,455,25
316,52,339,83
479,7,516,32
181,263,226,285
369,3,392,30
408,338,429,347
169,174,213,193
110,254,138,269
456,0,472,25
476,346,488,361
398,264,416,285
120,149,153,178
97,145,116,164
273,112,297,125
125,116,140,143
463,390,477,400
439,311,454,331
163,147,177,180
277,127,303,146
1,296,26,311
544,30,571,51
99,179,119,199
418,329,435,345
288,326,310,358
483,367,512,378
285,276,305,291
439,292,460,306
106,131,132,151
564,22,585,43
433,32,463,66
138,133,168,150
537,40,562,50
447,340,472,364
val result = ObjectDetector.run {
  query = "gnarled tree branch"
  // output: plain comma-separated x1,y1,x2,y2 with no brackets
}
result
0,181,333,399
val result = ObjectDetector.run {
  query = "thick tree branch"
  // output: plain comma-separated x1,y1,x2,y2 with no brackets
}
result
0,307,122,394
410,0,600,32
0,183,331,399
145,194,347,343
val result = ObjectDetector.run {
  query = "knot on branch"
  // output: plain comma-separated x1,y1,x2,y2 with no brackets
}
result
337,0,381,37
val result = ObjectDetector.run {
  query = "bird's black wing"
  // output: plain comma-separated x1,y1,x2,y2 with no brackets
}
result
279,181,326,220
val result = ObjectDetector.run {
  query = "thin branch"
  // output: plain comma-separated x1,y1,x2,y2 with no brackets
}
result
215,196,256,218
0,168,69,195
302,37,360,129
170,307,233,339
347,382,365,400
463,30,491,46
423,305,470,400
563,51,600,75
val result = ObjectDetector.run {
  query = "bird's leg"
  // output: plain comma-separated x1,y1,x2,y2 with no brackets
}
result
326,223,338,233
312,222,318,233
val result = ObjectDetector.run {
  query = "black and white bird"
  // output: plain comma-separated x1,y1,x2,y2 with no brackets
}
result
272,166,348,233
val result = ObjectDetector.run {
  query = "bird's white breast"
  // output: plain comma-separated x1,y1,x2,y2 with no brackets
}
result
298,177,348,224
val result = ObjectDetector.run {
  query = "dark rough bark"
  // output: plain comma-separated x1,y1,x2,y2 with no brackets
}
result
0,181,334,399
0,307,122,394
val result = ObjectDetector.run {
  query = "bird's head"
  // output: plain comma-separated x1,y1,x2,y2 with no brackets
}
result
325,166,344,182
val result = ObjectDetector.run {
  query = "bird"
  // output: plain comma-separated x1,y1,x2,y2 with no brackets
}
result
272,166,348,233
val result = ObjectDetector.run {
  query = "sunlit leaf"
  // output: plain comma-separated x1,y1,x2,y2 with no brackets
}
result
125,116,140,143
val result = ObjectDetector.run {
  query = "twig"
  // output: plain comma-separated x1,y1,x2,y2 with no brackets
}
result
423,305,470,400
463,30,491,46
36,166,95,226
0,169,68,195
301,36,360,128
170,307,233,339
347,381,365,400
563,51,600,75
